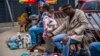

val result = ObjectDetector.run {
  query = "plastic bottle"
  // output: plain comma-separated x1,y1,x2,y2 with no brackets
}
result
23,36,27,48
17,32,23,48
26,34,32,48
19,41,23,48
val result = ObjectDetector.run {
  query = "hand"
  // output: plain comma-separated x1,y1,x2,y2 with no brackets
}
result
43,32,53,40
47,32,54,38
62,37,69,45
46,37,52,40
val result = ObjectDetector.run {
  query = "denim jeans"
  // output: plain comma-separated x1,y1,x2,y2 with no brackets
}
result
29,25,43,46
89,42,100,56
52,33,78,56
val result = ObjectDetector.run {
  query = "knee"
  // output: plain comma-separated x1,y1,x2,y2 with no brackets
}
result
89,42,100,50
28,27,35,33
89,42,99,48
52,36,58,43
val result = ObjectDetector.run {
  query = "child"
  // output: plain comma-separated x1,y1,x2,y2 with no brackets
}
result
29,14,42,52
29,14,39,27
43,10,57,53
43,10,57,38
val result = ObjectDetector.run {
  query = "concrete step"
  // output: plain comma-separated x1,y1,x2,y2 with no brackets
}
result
0,22,18,28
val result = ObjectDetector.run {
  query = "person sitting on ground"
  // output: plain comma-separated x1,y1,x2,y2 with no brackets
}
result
28,4,50,52
28,14,40,47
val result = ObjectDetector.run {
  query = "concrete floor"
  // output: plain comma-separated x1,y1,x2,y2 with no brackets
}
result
0,26,28,56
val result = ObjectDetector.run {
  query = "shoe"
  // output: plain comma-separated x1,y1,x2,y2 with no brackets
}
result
29,44,38,52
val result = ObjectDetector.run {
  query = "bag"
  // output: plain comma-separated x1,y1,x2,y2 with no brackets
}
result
8,42,18,50
20,53,30,56
8,37,16,43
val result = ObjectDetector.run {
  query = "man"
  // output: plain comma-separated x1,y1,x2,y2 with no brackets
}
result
28,4,50,50
89,42,100,56
48,4,88,56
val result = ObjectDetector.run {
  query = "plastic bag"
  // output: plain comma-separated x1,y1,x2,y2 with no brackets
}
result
20,52,30,56
8,42,18,50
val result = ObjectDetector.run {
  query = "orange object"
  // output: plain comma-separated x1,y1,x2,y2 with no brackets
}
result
19,0,36,4
25,0,36,4
19,0,27,4
45,0,57,4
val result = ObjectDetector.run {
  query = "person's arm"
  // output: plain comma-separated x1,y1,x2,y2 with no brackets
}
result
74,11,88,34
43,16,49,32
52,21,66,35
48,18,57,31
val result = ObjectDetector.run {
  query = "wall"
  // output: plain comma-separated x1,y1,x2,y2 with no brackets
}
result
0,0,38,23
0,0,77,23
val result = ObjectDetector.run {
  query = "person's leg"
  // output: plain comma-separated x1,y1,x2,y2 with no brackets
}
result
63,39,79,56
44,39,55,53
29,26,43,46
62,38,71,56
89,42,100,56
52,33,67,51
